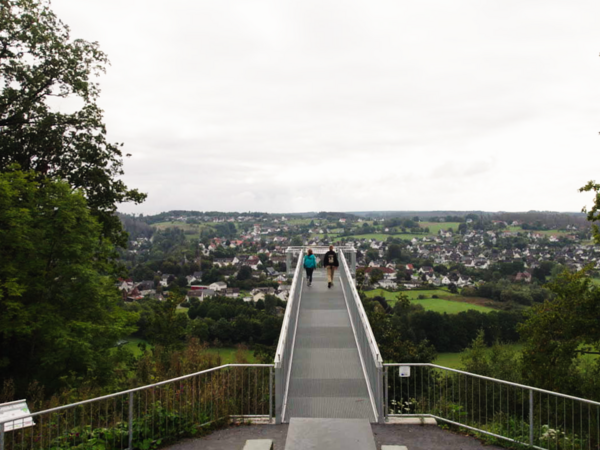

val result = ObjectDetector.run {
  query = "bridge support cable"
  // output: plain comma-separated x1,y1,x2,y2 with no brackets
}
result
274,249,305,424
339,252,385,423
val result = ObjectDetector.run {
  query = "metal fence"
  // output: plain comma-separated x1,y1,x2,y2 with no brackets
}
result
274,249,304,424
0,364,273,450
385,363,600,450
339,251,384,423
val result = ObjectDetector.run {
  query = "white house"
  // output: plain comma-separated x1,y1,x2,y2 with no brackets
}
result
209,281,227,291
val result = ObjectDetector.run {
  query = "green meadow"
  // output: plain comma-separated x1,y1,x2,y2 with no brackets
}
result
151,220,216,240
434,344,525,369
419,222,461,234
365,288,495,314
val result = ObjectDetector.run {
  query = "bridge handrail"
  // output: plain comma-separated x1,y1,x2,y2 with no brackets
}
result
274,249,303,368
338,251,383,422
274,248,304,423
339,252,383,366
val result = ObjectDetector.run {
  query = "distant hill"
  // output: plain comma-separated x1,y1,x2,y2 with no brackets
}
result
347,211,488,218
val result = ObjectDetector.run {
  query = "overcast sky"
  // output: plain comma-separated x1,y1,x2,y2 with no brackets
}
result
50,0,600,215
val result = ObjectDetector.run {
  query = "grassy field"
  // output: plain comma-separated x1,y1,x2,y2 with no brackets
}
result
152,221,198,231
312,233,341,240
343,222,461,242
403,289,457,299
344,233,392,241
435,343,524,369
151,220,215,240
343,233,428,241
419,222,461,234
533,229,572,237
434,352,464,368
286,218,313,226
204,347,256,364
365,289,495,313
118,337,151,357
435,343,598,370
366,288,455,301
411,299,495,314
503,226,572,237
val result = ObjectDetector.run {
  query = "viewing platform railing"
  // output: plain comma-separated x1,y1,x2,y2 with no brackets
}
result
0,364,272,450
384,363,600,450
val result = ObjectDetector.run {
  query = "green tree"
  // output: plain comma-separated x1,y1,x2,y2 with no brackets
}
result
146,292,189,350
237,265,253,281
187,319,210,343
365,249,379,263
385,244,402,261
0,0,145,247
581,179,600,243
0,171,137,394
519,268,600,392
369,268,384,285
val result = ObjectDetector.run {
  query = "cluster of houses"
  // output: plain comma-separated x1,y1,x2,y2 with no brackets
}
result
348,227,597,290
121,214,595,303
117,275,292,304
184,283,290,303
119,239,297,303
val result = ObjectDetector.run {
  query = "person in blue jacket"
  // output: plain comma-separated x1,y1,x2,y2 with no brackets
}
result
303,248,317,286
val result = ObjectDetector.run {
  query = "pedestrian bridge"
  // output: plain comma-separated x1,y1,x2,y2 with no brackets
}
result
275,246,383,424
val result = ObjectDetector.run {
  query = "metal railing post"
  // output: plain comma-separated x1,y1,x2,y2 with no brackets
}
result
129,391,134,450
529,389,534,447
275,364,283,423
269,366,273,422
377,366,384,423
384,366,389,422
286,249,293,276
0,422,4,450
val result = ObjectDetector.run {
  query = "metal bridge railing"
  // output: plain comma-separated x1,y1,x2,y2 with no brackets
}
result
285,245,357,275
0,364,272,450
274,248,304,424
339,251,384,423
384,363,600,450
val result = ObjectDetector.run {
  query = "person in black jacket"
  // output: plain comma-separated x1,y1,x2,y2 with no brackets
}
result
323,245,339,288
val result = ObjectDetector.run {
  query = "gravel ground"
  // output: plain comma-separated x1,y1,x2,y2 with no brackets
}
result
372,424,506,450
164,422,507,450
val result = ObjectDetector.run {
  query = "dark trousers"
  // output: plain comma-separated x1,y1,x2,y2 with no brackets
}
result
305,268,314,283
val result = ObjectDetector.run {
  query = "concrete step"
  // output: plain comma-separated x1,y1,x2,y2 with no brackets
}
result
243,439,274,450
284,417,376,450
382,446,408,450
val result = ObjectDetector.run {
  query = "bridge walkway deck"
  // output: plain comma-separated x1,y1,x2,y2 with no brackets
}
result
284,269,375,422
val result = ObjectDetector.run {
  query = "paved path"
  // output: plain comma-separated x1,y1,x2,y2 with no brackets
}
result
284,269,374,421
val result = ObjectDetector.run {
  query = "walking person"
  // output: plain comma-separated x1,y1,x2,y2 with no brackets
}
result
323,245,339,288
303,248,317,286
